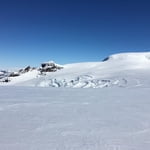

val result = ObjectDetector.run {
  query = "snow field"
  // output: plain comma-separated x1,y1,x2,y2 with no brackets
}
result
0,86,150,150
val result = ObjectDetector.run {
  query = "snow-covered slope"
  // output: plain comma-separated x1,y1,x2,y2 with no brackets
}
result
1,52,150,150
1,52,150,88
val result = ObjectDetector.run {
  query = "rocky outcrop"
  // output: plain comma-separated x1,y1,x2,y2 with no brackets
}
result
19,66,36,74
0,70,8,79
0,61,64,83
9,72,20,77
39,61,63,73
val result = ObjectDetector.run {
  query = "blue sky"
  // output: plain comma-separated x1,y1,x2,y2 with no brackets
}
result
0,0,150,68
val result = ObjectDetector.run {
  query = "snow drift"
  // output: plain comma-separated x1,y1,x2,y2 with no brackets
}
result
1,52,150,88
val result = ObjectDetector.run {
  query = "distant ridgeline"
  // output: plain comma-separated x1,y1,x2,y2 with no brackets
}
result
1,52,150,88
0,61,63,83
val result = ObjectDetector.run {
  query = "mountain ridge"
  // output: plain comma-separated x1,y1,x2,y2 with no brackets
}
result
1,52,150,88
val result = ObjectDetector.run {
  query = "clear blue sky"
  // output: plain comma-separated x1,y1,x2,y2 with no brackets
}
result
0,0,150,68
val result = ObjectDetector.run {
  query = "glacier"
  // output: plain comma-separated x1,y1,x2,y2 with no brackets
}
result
1,52,150,88
0,52,150,149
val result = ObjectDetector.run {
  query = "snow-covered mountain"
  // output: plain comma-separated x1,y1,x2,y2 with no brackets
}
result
1,52,150,88
1,52,150,150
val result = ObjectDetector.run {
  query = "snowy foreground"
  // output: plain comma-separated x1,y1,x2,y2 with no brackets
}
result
0,86,150,150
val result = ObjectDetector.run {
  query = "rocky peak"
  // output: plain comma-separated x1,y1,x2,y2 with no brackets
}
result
39,61,63,73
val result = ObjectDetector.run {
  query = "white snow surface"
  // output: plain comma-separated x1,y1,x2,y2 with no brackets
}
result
1,52,150,88
0,86,150,150
1,52,150,149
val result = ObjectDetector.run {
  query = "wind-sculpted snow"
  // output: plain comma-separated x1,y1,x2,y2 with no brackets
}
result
38,75,129,88
1,52,150,88
0,86,150,150
0,52,150,150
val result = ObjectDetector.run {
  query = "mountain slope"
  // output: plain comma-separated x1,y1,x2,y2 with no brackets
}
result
1,52,150,88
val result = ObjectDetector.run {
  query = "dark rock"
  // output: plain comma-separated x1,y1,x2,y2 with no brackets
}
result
4,78,10,82
9,72,20,77
102,57,110,62
24,66,31,72
19,66,36,74
40,61,63,73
